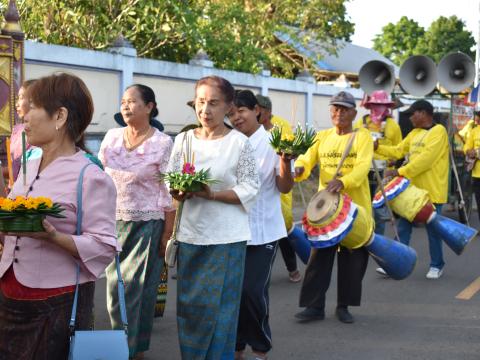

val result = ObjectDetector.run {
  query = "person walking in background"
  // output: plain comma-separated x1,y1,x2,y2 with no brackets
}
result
0,73,118,359
168,76,259,360
230,90,294,360
464,108,480,223
7,80,36,185
99,84,175,360
375,100,449,280
354,90,402,238
256,94,302,283
294,91,373,324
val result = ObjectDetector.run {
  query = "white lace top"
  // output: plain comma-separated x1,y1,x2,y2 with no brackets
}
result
98,127,175,221
167,129,260,245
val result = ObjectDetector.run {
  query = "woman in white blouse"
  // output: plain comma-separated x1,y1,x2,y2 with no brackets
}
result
168,76,260,360
229,90,294,360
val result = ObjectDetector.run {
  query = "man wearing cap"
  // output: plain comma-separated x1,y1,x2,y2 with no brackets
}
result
354,90,402,237
294,91,373,324
256,94,303,283
375,99,449,279
463,108,480,223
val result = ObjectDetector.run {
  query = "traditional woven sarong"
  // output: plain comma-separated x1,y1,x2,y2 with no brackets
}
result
0,282,94,360
177,241,246,360
154,263,168,317
106,219,164,358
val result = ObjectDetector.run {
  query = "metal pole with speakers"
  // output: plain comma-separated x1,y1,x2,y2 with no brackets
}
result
399,55,437,96
359,60,396,95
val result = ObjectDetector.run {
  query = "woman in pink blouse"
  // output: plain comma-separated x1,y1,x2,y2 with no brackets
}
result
0,73,118,359
99,84,175,360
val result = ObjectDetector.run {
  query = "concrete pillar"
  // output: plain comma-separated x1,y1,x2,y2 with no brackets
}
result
296,70,315,128
107,35,137,102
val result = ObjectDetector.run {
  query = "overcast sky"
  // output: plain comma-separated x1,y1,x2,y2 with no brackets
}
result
345,0,479,48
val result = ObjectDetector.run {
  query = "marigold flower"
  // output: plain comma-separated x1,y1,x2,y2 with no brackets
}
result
281,134,295,142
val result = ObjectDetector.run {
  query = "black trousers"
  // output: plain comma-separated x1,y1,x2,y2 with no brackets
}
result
472,178,480,222
299,245,369,309
278,237,297,272
236,242,278,353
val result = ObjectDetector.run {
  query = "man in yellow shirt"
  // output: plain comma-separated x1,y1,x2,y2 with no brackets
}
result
294,91,373,324
463,108,480,223
354,90,402,237
256,94,302,283
375,100,449,280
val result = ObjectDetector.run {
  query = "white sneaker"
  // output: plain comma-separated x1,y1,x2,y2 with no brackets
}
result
426,267,443,279
375,267,388,276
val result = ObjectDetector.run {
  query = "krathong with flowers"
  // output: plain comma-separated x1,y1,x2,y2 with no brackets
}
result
0,196,66,232
158,135,218,193
269,124,317,156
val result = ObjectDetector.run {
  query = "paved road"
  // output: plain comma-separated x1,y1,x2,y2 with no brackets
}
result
95,211,480,360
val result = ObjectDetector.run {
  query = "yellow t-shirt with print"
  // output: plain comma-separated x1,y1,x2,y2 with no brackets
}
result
353,115,402,161
294,127,373,212
376,124,449,204
463,125,480,178
269,115,294,231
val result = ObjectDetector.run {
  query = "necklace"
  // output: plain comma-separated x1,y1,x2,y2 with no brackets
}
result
125,126,152,150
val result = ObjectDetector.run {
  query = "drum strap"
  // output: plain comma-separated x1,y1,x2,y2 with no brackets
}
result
333,129,358,180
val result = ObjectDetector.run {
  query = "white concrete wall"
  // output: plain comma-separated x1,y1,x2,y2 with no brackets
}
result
24,40,367,135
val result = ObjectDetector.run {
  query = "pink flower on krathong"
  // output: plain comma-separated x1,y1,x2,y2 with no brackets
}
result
182,163,196,175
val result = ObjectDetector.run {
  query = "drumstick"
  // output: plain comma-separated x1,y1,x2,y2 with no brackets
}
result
371,159,400,242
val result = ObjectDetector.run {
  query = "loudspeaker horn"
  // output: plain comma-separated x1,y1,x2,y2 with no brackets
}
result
438,52,475,93
359,60,396,95
399,55,437,96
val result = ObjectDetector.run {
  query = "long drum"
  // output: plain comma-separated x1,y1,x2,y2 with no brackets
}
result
372,176,435,223
302,190,372,249
294,189,417,279
372,176,477,255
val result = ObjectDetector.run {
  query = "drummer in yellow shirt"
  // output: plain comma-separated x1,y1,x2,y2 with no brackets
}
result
463,109,480,223
294,91,373,324
375,100,449,280
256,94,302,283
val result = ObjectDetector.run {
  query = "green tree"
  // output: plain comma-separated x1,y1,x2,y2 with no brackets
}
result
415,16,475,63
373,15,475,66
5,0,354,78
372,16,425,65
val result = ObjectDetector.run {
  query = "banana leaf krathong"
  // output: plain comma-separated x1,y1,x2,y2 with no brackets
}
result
270,125,317,156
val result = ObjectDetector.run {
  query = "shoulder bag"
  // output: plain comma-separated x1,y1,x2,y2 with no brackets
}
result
68,162,129,360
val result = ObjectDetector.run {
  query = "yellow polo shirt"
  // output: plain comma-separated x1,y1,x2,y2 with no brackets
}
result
354,115,402,161
376,124,449,204
269,115,294,231
464,125,480,178
458,119,474,142
294,127,373,212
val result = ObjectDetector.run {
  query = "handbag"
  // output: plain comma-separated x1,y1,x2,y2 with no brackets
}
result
68,162,129,360
165,201,184,268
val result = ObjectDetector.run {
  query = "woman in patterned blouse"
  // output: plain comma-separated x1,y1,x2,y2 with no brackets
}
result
98,84,175,360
